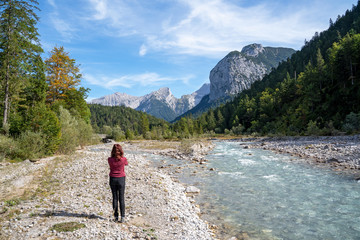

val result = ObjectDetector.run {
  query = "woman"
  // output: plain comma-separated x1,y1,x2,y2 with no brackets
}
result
108,144,128,223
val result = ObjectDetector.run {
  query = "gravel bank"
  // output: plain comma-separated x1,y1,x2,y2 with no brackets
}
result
0,142,214,240
239,135,360,175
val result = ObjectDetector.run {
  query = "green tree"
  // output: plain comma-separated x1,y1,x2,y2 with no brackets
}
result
140,113,149,137
206,110,216,131
64,87,91,123
0,0,43,131
216,110,225,132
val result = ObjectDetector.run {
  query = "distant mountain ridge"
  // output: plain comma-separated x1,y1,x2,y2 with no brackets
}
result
90,83,210,121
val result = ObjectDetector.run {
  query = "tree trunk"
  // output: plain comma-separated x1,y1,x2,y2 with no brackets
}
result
2,65,10,129
2,2,12,131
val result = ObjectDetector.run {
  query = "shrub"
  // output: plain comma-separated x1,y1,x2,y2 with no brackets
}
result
144,131,152,140
342,112,360,133
0,135,14,160
58,107,79,154
0,135,21,161
77,120,94,147
231,124,244,135
17,131,46,159
214,128,222,134
306,120,321,136
112,126,125,141
125,129,134,140
102,125,112,137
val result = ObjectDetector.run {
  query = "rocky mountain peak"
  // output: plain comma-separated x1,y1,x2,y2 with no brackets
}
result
241,43,265,57
209,44,295,101
154,87,172,96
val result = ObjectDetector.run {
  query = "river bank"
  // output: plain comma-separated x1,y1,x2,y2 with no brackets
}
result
0,142,215,240
237,135,360,177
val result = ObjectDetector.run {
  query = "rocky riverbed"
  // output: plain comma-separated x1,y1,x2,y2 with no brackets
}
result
0,142,215,240
239,135,360,176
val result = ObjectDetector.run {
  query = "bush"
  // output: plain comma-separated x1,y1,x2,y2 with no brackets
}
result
17,131,46,160
77,120,94,147
0,135,19,161
144,131,152,140
231,124,244,135
58,107,79,154
306,120,321,136
112,126,125,141
102,125,112,137
342,112,360,133
125,129,134,140
214,128,222,134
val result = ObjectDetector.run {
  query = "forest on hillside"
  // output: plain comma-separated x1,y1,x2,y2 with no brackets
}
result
0,1,93,161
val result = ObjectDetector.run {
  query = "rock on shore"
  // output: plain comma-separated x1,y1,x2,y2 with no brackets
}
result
0,143,214,240
243,135,360,172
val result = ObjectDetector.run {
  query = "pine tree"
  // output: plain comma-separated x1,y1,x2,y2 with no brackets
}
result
140,113,149,137
0,0,43,131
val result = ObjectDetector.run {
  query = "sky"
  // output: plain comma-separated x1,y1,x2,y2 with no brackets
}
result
37,0,358,101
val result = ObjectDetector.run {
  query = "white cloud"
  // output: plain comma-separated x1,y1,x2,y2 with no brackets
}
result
88,0,108,20
47,0,56,7
47,1,76,41
85,0,327,57
84,72,193,89
50,15,75,40
139,44,147,56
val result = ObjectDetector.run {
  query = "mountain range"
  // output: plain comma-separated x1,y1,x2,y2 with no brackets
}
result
91,43,295,121
91,83,210,121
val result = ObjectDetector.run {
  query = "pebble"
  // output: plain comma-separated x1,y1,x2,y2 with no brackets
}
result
0,142,214,240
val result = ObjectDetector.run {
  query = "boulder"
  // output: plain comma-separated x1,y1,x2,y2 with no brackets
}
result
185,186,200,194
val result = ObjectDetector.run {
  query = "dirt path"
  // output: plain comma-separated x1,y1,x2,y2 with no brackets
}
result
0,142,214,240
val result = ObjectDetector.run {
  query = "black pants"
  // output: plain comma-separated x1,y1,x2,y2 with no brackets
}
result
109,176,126,218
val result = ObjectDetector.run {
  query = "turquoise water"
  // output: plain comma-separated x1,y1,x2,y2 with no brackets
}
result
149,141,360,239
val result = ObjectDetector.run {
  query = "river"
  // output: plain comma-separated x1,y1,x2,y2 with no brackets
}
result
149,141,360,239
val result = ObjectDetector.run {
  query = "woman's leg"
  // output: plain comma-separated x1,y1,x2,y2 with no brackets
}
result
119,177,126,218
110,184,119,219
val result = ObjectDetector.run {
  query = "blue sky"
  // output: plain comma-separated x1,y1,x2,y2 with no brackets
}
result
37,0,358,100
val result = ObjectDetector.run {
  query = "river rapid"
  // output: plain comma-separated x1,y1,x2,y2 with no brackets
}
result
150,141,360,239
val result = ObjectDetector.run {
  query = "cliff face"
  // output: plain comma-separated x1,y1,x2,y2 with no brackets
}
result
209,44,295,101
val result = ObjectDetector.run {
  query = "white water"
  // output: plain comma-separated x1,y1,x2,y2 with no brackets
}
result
149,141,360,239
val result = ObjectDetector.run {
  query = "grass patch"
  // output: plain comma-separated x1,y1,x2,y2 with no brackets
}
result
50,222,86,232
0,207,8,214
4,198,20,207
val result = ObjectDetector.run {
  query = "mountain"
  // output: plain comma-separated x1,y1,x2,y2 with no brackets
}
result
90,83,210,121
196,2,360,135
175,44,295,120
210,44,295,101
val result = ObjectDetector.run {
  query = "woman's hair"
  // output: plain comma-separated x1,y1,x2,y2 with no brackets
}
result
111,144,124,161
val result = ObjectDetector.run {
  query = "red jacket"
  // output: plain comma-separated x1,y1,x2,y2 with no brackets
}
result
108,157,128,177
